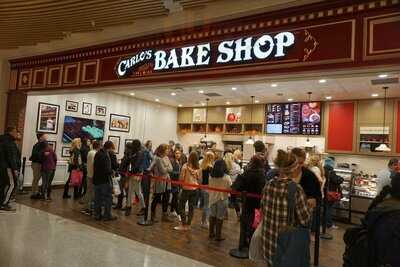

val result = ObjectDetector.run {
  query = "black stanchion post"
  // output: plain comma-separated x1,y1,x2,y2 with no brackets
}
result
17,157,28,194
138,173,153,226
313,199,321,267
229,191,249,259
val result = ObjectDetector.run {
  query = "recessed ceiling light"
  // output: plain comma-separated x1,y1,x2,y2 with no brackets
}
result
271,83,278,87
287,98,293,102
198,90,204,94
226,101,231,105
171,92,176,96
201,103,206,106
378,74,388,78
232,87,237,91
178,104,182,107
319,79,327,83
371,93,379,97
155,98,160,102
129,93,135,96
255,100,260,103
325,96,332,100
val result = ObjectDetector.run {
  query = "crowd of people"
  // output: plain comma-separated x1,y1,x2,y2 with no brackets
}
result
1,128,400,266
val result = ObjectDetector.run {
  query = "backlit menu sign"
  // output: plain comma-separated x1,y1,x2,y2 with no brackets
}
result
266,102,321,135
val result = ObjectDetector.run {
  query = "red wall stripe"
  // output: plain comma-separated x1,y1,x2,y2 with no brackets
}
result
327,102,354,151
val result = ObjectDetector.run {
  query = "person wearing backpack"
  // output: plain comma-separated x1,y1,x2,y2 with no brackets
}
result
343,173,400,267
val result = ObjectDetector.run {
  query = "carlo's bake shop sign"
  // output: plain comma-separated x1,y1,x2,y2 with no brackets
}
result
116,31,295,77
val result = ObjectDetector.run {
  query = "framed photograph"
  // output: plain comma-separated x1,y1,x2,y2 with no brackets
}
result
108,135,121,154
36,102,60,134
65,100,78,112
82,102,92,115
47,141,56,151
109,113,131,133
61,146,71,158
95,105,107,116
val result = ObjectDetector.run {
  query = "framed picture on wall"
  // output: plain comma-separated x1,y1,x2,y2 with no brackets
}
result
82,102,92,115
109,113,131,133
95,105,107,116
108,135,121,154
61,146,70,158
65,100,78,112
47,141,56,151
36,102,60,134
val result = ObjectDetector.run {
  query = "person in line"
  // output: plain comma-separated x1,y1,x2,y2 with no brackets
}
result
224,151,242,219
63,138,82,199
121,139,145,217
376,158,399,194
208,159,232,241
174,143,187,165
174,151,202,231
233,149,243,169
140,140,154,209
253,140,271,176
81,141,100,215
40,142,57,201
323,157,343,229
232,155,266,247
169,149,183,218
0,127,20,211
78,138,90,198
29,133,47,199
150,144,173,223
168,140,175,159
308,154,325,197
199,151,215,228
261,149,311,266
93,141,117,221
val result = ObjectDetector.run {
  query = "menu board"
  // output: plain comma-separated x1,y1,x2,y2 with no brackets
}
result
265,102,321,135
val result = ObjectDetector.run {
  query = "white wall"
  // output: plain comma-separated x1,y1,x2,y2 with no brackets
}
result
22,92,178,185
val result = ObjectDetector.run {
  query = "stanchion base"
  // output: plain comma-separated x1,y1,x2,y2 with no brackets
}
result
229,248,249,259
137,218,153,226
320,233,333,240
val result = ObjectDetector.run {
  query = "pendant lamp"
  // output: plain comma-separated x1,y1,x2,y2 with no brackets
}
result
245,96,255,145
376,87,391,152
303,92,313,148
201,98,210,143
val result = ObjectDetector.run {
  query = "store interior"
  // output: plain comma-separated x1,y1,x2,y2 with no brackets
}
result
22,69,399,224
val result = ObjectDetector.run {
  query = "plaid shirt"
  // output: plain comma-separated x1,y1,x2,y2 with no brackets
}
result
261,178,311,266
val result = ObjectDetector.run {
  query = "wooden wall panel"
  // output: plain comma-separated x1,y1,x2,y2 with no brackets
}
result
397,102,400,154
32,67,47,88
18,69,32,89
327,101,354,152
47,65,63,88
81,60,99,85
63,63,80,86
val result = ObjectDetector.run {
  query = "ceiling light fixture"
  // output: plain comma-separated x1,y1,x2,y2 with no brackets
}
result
129,93,135,96
226,101,231,105
198,90,204,94
378,74,388,78
201,103,206,106
171,92,176,96
201,98,210,143
376,86,391,152
371,93,379,97
245,96,256,145
232,87,237,91
255,100,260,103
271,83,278,87
155,98,160,102
288,98,294,102
319,79,327,83
325,96,332,100
178,104,182,107
304,92,314,148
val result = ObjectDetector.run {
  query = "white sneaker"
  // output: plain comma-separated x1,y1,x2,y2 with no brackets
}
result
201,222,209,229
177,215,182,222
171,211,178,217
329,224,339,229
174,225,188,231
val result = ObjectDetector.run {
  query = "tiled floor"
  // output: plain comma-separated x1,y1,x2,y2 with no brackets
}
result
0,204,212,267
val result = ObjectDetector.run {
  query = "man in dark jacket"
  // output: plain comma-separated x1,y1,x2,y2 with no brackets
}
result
93,141,116,221
29,133,47,199
0,127,20,211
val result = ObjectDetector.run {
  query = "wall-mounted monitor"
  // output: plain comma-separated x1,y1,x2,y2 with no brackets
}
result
265,102,321,135
62,116,105,143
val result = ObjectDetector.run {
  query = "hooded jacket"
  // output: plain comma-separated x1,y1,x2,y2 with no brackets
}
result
0,134,20,171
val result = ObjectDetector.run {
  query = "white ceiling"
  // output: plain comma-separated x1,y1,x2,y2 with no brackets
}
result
114,72,400,107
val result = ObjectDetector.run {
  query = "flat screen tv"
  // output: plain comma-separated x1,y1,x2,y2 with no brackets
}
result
265,102,321,135
62,116,105,143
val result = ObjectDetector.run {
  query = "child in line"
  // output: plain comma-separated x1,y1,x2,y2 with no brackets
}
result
41,143,57,201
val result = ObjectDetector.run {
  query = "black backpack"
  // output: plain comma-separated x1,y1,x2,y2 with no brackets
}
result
343,201,400,267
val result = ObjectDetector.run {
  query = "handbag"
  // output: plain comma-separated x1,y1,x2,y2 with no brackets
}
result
252,208,262,229
249,219,265,262
69,169,83,187
112,175,121,196
272,181,310,267
326,191,341,202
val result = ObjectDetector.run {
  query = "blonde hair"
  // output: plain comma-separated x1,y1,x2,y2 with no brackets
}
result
71,138,81,151
233,149,242,161
224,152,234,172
273,149,297,176
308,153,324,177
200,151,215,170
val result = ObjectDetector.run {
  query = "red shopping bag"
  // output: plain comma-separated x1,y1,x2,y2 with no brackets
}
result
252,208,262,229
69,169,83,187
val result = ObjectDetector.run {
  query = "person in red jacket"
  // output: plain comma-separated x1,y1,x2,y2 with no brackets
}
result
41,142,57,201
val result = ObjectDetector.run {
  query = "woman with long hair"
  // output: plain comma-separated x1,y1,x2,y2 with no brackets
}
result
199,151,215,228
169,149,183,218
149,144,173,223
63,138,82,199
174,151,202,231
261,150,311,266
224,152,242,218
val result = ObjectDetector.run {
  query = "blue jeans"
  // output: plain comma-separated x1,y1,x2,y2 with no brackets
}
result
201,190,210,223
94,183,113,219
325,203,334,228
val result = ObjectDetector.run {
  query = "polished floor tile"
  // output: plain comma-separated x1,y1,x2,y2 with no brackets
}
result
0,204,211,267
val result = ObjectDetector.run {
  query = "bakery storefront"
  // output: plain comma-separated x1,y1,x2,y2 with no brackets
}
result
5,0,400,223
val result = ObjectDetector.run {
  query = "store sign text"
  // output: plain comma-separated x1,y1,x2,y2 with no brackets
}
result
116,31,295,77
